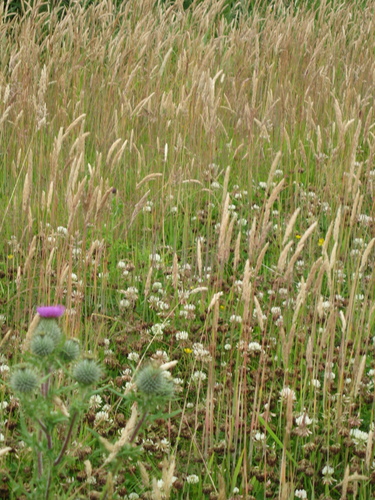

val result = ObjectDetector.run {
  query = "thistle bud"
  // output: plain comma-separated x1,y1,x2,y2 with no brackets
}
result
34,318,62,348
60,340,80,363
10,368,40,394
30,334,55,357
135,365,174,399
73,359,102,386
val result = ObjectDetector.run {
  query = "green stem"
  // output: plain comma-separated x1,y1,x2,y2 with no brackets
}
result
54,410,78,466
129,411,148,443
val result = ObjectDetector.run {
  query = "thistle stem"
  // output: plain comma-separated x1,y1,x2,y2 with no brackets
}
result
129,411,148,443
54,410,78,466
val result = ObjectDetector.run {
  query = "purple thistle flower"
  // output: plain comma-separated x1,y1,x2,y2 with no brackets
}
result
36,305,65,318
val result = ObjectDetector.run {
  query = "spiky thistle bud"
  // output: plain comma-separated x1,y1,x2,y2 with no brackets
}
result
135,365,174,399
33,318,62,348
10,367,40,394
73,359,102,386
30,334,55,357
60,340,80,363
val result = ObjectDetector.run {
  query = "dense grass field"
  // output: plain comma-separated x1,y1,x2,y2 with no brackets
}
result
2,0,375,498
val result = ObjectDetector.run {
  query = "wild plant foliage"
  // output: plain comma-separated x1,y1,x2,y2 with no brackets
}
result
1,0,375,498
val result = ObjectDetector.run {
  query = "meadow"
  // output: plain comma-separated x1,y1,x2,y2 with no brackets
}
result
1,0,375,498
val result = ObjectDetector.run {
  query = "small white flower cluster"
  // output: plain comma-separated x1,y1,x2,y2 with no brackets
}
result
253,431,266,443
248,342,262,354
280,387,297,403
148,295,170,312
89,395,103,410
149,323,167,337
191,371,207,382
175,330,189,341
294,489,307,499
180,304,196,320
229,314,242,324
186,474,199,484
143,201,154,213
350,428,369,446
128,352,140,362
119,287,139,309
192,343,212,362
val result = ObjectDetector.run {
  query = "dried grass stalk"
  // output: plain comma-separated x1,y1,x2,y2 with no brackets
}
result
103,403,138,465
262,179,285,233
266,151,282,189
128,190,150,229
172,253,179,289
144,265,153,298
359,237,375,273
197,237,202,277
253,295,264,331
22,313,40,352
277,241,294,273
282,208,300,246
233,231,241,271
217,194,230,263
136,173,163,189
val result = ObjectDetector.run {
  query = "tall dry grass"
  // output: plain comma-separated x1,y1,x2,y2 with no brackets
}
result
1,0,375,498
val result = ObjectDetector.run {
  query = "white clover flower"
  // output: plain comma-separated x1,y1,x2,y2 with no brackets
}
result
119,299,131,309
0,364,10,374
143,201,153,213
156,300,169,311
57,226,68,235
127,493,140,499
176,331,189,341
128,352,140,362
248,342,262,353
192,343,212,362
237,218,247,227
149,253,161,263
89,395,103,409
224,343,232,351
311,379,321,389
280,387,296,402
186,474,199,484
253,432,266,442
229,315,242,324
152,350,169,363
191,371,207,382
94,411,111,424
295,414,312,426
294,489,307,499
150,323,166,337
350,429,369,446
271,306,282,317
322,465,334,475
152,282,163,291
